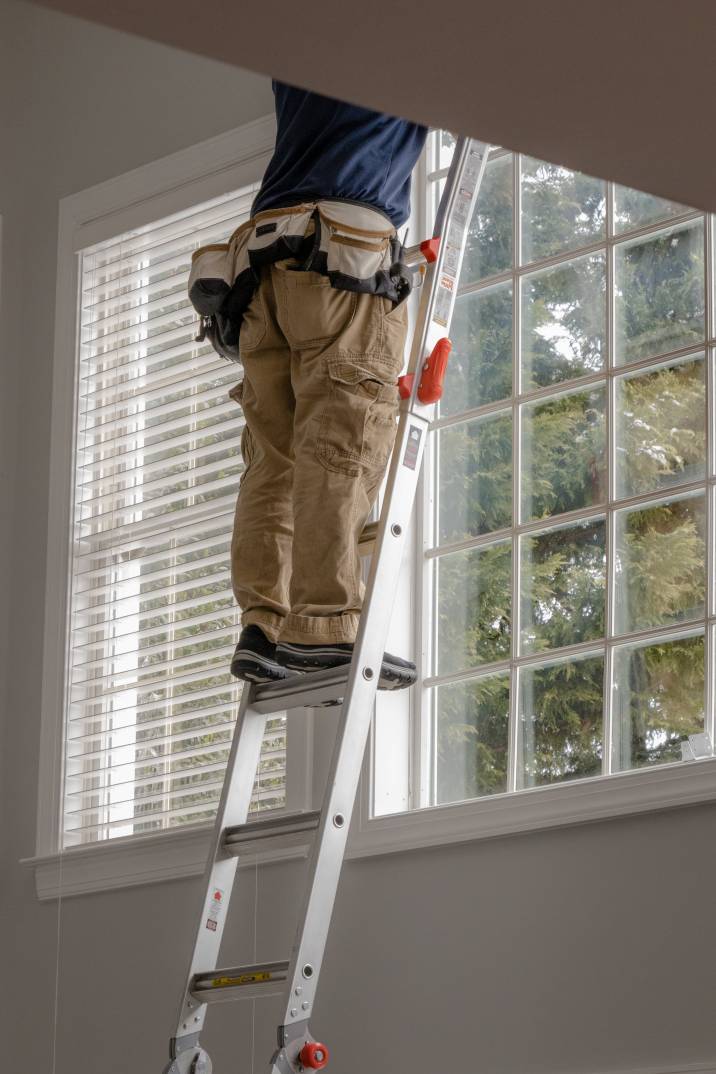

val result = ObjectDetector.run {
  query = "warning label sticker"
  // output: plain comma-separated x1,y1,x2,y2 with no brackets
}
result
443,242,460,277
433,276,454,328
212,971,272,989
402,426,423,470
205,887,225,931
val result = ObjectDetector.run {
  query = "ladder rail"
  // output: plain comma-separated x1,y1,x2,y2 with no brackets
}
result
161,136,493,1074
168,686,271,1056
274,138,491,1037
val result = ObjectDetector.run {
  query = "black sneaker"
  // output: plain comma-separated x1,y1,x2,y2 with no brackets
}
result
275,640,416,691
231,625,292,684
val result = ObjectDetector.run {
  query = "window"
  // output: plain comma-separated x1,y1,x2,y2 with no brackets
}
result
60,186,290,847
413,132,713,811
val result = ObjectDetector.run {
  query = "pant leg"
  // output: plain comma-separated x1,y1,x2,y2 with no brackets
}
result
231,268,295,642
270,263,409,644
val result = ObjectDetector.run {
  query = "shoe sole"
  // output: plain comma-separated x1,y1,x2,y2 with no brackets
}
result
276,645,416,692
230,648,293,685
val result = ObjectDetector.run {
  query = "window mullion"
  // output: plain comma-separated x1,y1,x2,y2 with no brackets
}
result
416,132,440,810
507,152,522,794
604,183,616,776
706,212,715,748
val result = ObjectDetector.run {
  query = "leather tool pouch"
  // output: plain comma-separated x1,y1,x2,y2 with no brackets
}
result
188,202,413,363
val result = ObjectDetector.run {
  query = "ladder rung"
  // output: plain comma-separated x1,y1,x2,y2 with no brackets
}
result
403,243,431,266
222,809,321,855
191,961,289,1003
250,665,350,714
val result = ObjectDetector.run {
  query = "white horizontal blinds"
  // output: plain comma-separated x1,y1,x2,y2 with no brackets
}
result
64,185,286,847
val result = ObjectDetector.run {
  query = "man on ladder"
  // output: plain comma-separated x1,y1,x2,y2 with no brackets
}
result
227,80,426,688
173,83,489,1074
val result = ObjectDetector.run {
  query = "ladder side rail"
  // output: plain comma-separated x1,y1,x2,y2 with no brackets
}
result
404,138,489,410
169,687,269,1058
273,140,492,1047
432,135,468,241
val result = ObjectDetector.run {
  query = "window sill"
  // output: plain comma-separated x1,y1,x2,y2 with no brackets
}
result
23,821,310,901
24,758,716,899
352,755,716,858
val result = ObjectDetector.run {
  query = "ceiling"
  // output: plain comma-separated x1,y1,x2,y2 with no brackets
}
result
28,0,716,212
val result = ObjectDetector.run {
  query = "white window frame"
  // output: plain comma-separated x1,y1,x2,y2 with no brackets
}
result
28,124,716,899
29,115,319,899
352,137,716,858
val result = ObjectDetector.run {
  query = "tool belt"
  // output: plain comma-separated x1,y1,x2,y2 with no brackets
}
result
188,200,413,363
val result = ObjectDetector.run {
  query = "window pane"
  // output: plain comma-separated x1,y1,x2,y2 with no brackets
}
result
436,541,511,676
64,185,288,847
613,634,704,770
432,177,446,223
462,153,513,284
521,386,606,522
441,282,512,418
520,519,606,654
615,354,706,499
614,220,705,365
518,655,604,788
614,494,706,635
435,129,456,172
436,674,510,804
521,252,605,391
614,185,692,233
520,157,606,264
438,412,512,543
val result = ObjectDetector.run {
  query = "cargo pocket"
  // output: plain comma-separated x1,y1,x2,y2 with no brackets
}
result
238,284,267,352
316,357,400,477
229,380,256,484
380,293,410,362
278,267,358,347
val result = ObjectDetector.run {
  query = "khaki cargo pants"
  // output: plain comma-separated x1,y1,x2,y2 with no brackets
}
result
231,261,409,645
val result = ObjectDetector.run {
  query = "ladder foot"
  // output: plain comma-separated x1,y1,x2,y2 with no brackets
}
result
300,1041,330,1069
163,1046,212,1074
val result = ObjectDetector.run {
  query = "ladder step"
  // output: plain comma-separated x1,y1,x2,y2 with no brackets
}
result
222,810,321,856
191,961,289,1003
251,665,350,714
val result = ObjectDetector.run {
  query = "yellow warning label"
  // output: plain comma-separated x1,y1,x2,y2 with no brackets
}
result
211,972,272,989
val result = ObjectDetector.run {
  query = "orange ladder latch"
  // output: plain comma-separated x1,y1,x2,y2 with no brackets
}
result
398,336,452,404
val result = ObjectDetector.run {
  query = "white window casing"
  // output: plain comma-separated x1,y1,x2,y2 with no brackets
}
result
359,134,716,849
29,124,716,899
32,117,312,897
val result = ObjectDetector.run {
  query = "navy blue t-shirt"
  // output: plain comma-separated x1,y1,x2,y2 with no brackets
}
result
252,82,428,228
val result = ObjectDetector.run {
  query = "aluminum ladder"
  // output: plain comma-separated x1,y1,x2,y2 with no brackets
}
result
162,136,491,1074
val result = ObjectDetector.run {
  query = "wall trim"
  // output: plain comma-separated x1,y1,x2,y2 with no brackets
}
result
23,822,309,900
36,112,275,862
353,755,716,859
585,1065,716,1074
25,756,716,899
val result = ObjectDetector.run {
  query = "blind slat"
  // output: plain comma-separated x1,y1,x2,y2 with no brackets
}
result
70,644,234,699
64,184,285,848
83,189,255,269
65,783,283,839
63,751,285,803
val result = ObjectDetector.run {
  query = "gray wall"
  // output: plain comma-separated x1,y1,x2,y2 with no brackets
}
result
1,4,715,1072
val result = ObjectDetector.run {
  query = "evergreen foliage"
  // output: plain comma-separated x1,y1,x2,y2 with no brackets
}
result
436,152,707,803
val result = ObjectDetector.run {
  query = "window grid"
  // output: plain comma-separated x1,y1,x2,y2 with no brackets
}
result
423,137,714,803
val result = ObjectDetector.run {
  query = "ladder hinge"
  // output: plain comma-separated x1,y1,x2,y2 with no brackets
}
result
170,1032,201,1058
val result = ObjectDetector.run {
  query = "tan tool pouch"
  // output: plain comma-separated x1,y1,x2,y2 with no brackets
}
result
188,243,233,315
316,200,396,285
188,201,412,365
247,203,317,266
